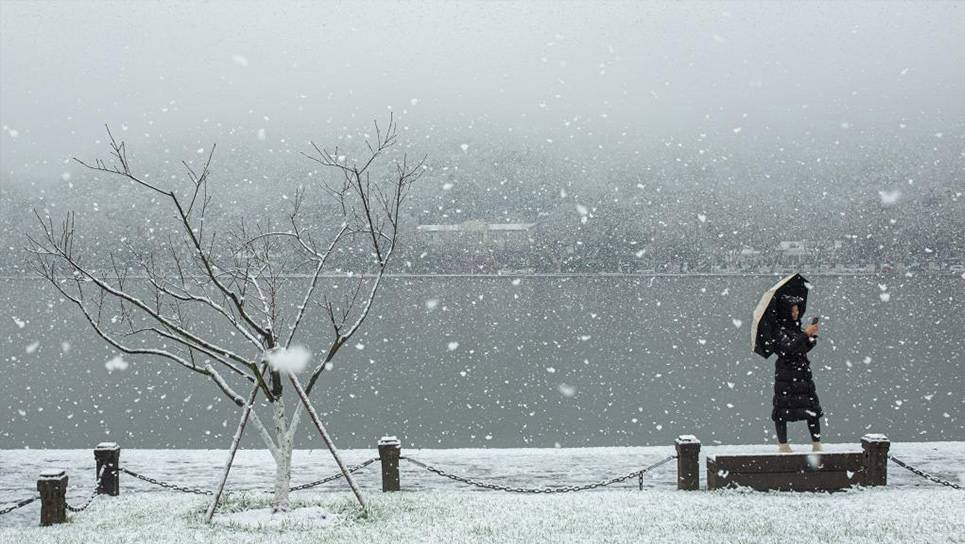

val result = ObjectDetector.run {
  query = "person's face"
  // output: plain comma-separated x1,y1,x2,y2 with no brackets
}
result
790,304,800,321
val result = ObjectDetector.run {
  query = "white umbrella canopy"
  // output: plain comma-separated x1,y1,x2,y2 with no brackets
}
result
751,273,810,358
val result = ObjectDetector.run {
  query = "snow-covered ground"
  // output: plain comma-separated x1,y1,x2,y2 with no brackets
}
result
2,442,963,542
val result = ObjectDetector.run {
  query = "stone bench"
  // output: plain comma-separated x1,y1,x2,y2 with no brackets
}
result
706,434,890,491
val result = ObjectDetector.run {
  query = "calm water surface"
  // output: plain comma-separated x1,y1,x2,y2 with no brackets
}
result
2,274,962,449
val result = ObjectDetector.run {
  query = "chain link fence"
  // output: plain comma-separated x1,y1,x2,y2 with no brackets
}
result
65,465,106,513
2,459,381,519
888,455,963,490
0,496,39,516
120,467,213,496
289,458,380,491
401,455,677,494
5,450,958,521
120,457,380,496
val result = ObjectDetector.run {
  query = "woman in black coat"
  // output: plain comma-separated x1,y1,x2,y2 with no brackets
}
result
771,294,824,452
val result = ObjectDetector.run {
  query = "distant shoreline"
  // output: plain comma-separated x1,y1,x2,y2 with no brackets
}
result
0,271,961,280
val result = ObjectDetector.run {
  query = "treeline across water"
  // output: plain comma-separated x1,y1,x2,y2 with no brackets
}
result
2,133,962,275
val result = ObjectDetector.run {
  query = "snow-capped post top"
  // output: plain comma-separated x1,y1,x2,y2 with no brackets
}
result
39,469,67,479
265,345,311,374
378,436,401,447
96,442,119,451
675,434,699,444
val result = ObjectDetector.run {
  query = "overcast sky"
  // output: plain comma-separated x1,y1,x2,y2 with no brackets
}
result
1,0,963,184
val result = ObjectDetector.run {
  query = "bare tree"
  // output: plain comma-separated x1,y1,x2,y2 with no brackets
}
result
27,116,424,511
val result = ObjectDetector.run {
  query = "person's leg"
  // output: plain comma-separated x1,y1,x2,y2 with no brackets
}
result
775,420,790,451
807,417,821,441
807,417,823,451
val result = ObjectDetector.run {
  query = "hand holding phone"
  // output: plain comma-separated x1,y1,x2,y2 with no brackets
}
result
804,316,819,337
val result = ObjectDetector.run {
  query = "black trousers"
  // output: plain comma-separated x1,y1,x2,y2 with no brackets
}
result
776,418,821,443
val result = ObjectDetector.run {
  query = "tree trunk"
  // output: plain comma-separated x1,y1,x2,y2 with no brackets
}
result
272,444,292,512
271,397,293,512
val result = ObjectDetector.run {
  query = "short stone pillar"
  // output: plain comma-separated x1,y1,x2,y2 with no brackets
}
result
675,434,701,490
37,469,68,526
94,442,121,496
861,433,890,486
378,436,402,492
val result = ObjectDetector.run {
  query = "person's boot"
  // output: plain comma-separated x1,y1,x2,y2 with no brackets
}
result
811,441,823,452
777,443,792,453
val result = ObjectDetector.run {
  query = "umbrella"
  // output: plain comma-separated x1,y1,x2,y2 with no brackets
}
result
751,273,810,358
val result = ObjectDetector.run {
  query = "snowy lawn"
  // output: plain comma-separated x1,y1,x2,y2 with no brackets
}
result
1,486,963,544
2,443,964,542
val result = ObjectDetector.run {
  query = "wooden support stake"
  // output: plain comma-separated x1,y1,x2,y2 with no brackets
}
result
861,433,890,486
205,380,261,524
37,469,68,526
94,442,120,496
288,372,367,509
675,434,701,490
378,436,401,492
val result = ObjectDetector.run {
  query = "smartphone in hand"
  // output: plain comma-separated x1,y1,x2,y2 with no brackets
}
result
806,316,820,340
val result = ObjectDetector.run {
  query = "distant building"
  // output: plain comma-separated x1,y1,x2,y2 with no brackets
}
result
777,241,807,263
737,247,761,262
416,221,538,249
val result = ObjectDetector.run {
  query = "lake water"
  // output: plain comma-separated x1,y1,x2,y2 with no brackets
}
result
1,274,962,449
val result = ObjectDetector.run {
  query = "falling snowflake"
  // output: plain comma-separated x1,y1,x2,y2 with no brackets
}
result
265,346,311,373
878,190,901,205
105,355,129,372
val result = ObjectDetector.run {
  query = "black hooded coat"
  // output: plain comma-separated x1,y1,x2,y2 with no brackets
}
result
771,297,824,422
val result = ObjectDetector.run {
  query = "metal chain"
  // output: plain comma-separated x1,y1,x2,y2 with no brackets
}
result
888,455,962,490
0,496,39,516
65,490,98,512
121,467,213,496
289,457,380,492
121,458,379,496
402,455,676,494
66,465,106,513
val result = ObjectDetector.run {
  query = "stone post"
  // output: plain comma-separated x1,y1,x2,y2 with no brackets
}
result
37,469,68,526
861,433,890,486
378,436,402,492
94,442,120,496
675,434,701,490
